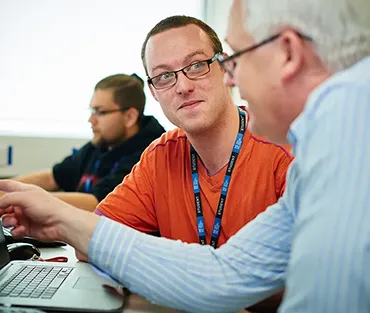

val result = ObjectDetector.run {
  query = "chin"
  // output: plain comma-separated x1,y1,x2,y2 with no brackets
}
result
179,118,212,135
178,108,221,133
91,136,103,147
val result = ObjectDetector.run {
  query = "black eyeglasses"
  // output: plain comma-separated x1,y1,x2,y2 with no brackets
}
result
89,107,129,117
217,33,313,77
148,53,221,90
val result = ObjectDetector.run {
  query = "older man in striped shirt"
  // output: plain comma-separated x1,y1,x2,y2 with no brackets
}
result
1,0,370,312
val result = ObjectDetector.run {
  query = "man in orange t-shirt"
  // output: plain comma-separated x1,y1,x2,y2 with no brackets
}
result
90,15,293,250
95,127,291,247
92,17,292,309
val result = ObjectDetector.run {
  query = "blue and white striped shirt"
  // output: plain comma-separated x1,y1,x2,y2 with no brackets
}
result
88,57,370,313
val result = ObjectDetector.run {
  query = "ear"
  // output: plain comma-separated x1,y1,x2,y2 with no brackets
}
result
279,30,305,82
124,108,140,128
149,84,159,102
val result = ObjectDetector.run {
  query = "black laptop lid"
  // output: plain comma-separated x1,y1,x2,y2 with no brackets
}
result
0,222,11,270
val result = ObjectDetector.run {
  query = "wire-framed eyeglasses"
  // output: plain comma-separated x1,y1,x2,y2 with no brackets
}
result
217,33,313,77
148,52,221,90
89,107,129,117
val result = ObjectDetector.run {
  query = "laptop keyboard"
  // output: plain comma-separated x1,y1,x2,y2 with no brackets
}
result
0,265,73,299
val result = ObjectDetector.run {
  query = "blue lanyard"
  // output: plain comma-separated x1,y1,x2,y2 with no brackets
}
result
83,158,122,193
190,108,246,248
84,159,100,193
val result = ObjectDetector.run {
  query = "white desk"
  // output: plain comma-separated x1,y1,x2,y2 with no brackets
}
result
39,245,182,313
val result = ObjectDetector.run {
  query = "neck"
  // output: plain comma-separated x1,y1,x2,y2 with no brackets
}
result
108,123,140,150
187,105,241,176
125,123,140,140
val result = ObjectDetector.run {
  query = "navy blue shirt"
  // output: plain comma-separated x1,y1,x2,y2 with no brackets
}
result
52,116,165,201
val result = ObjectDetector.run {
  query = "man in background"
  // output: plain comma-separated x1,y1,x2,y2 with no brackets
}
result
10,73,165,211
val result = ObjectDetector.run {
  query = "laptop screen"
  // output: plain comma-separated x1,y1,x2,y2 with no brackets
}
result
0,222,11,270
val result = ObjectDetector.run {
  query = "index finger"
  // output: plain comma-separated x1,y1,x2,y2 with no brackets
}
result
0,180,35,193
0,191,30,212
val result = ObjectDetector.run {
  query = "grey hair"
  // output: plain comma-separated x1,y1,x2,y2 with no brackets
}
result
243,0,370,72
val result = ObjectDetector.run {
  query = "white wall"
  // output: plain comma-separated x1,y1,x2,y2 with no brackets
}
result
203,0,233,42
0,1,242,177
0,0,203,137
0,136,87,177
203,0,245,106
0,0,203,177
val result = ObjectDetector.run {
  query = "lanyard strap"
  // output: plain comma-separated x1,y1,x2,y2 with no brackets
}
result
83,156,123,193
84,159,101,193
191,108,246,248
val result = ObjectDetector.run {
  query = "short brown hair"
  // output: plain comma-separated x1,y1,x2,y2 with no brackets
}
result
95,73,146,116
141,15,223,75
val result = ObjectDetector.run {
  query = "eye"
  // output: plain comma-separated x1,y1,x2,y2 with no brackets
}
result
189,62,206,71
158,72,173,81
90,108,99,115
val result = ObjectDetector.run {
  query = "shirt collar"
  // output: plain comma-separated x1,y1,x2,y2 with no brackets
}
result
287,117,300,148
287,78,331,149
288,57,370,151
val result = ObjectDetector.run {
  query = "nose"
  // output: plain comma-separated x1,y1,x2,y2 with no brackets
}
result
88,113,97,125
223,71,236,87
175,71,195,95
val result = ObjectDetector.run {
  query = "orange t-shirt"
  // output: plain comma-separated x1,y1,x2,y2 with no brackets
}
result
96,128,293,247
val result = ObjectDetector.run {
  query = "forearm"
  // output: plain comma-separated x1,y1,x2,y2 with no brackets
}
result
13,170,58,191
51,192,99,212
88,213,288,313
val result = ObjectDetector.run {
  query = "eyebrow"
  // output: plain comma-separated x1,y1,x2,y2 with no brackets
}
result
150,50,208,74
89,105,106,111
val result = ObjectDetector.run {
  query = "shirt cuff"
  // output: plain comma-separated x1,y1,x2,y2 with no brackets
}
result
88,216,138,283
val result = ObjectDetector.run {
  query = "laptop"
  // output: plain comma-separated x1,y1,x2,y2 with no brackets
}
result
0,224,124,312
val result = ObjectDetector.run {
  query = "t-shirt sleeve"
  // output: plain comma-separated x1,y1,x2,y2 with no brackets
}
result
274,147,294,198
90,151,142,202
52,143,90,192
95,146,158,234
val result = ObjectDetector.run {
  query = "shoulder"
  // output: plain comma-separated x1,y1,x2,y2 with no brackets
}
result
77,141,95,154
292,62,370,149
147,128,188,154
249,133,293,160
307,59,370,120
120,129,189,184
135,129,189,171
60,141,95,162
247,133,293,177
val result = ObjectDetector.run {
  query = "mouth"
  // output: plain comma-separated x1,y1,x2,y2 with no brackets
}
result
179,100,203,110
